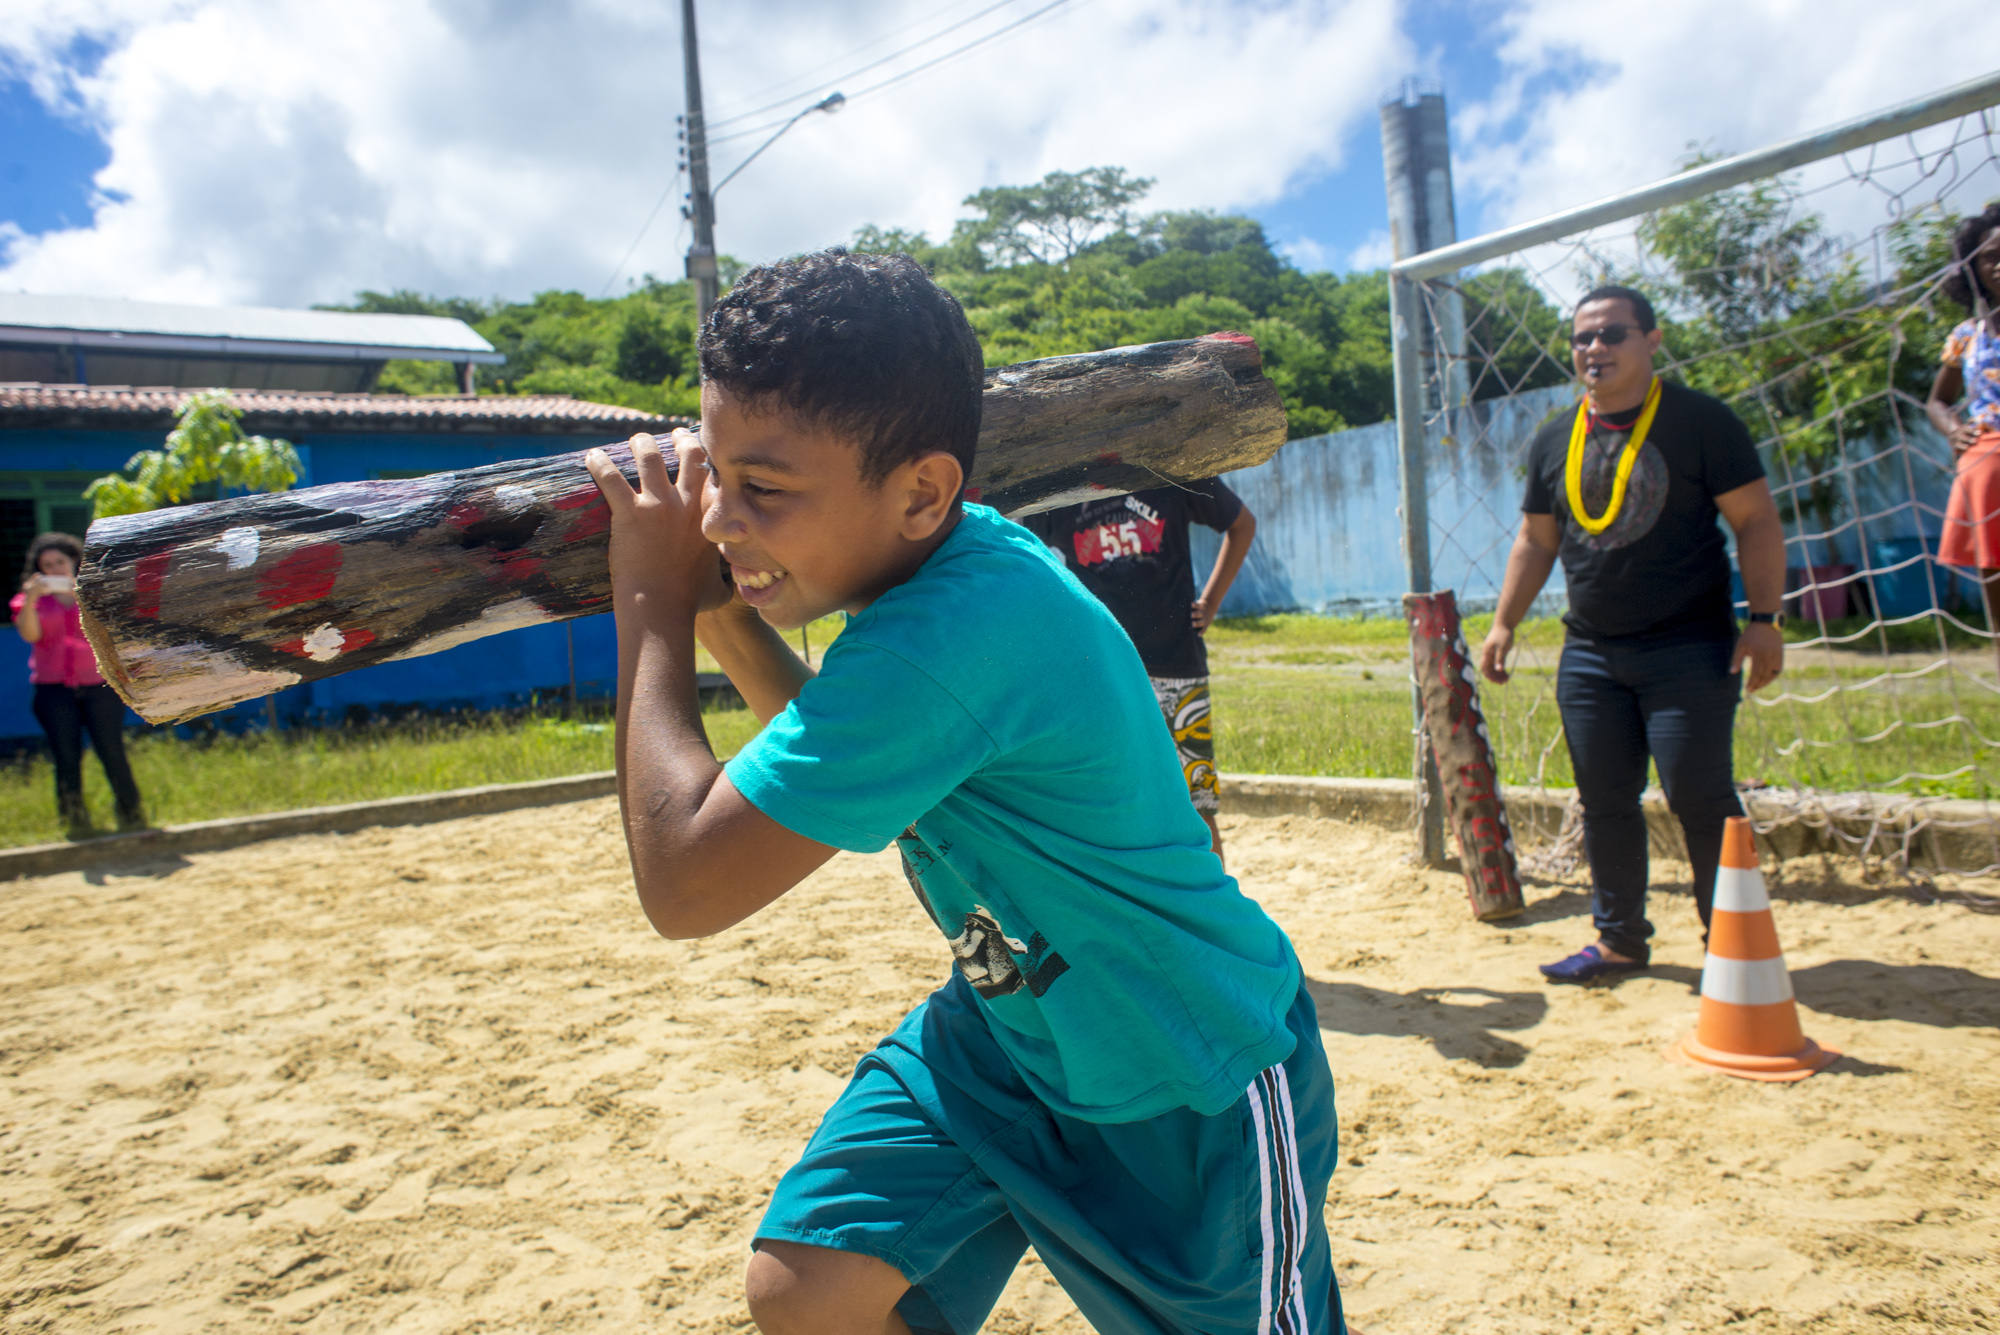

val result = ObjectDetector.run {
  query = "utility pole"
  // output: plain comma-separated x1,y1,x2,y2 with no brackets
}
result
680,0,718,324
1380,80,1469,414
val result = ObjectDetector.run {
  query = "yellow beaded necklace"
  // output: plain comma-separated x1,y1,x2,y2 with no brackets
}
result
1565,378,1663,535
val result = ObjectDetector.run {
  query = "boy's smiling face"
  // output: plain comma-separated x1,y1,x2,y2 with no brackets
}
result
698,380,963,631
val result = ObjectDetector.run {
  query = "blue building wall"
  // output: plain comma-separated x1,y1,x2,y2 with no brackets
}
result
3,427,623,740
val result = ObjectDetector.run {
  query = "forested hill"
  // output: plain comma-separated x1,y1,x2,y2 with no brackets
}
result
333,164,1979,498
327,168,1571,439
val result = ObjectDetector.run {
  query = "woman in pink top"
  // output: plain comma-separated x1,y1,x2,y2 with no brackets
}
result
12,533,146,838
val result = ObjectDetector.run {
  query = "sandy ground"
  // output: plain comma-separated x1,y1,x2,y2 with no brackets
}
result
1,803,1996,1334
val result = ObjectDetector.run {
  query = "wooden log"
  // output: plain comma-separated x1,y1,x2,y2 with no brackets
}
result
79,334,1286,723
1403,590,1525,922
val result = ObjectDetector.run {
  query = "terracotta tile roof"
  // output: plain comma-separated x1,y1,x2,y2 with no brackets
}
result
0,384,692,435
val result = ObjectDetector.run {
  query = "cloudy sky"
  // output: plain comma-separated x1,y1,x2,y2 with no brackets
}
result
2,0,1998,310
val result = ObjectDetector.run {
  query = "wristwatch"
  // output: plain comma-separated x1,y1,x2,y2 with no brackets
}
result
1746,611,1786,629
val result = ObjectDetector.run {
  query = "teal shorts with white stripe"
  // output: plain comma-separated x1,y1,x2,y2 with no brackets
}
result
754,974,1345,1335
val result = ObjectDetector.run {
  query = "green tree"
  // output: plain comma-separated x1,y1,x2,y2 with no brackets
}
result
1626,178,1964,532
86,391,302,519
955,166,1156,266
317,288,497,324
851,177,1400,439
330,169,1405,441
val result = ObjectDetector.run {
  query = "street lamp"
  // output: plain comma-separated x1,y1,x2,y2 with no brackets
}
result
712,92,846,198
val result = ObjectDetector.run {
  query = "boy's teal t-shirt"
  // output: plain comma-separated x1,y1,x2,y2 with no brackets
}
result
724,504,1301,1123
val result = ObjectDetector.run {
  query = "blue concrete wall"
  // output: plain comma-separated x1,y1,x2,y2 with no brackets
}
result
1191,386,1576,618
2,426,623,740
1192,386,1967,620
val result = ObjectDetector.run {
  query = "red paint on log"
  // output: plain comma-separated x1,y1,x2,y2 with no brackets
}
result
563,507,611,542
273,627,377,659
477,548,546,585
962,487,982,503
447,502,486,529
554,488,613,542
131,553,171,619
1098,451,1122,465
1202,331,1256,345
258,543,344,609
1404,589,1524,922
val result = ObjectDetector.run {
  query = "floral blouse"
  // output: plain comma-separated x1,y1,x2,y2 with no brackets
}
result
1943,317,2000,433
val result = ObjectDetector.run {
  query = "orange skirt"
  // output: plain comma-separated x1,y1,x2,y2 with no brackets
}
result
1940,431,2000,570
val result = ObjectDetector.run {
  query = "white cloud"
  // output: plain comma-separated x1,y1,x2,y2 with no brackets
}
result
0,0,1409,306
1345,228,1392,271
1453,0,2000,250
1275,235,1330,271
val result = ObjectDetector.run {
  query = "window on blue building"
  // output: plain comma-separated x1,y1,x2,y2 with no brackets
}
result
1,473,96,582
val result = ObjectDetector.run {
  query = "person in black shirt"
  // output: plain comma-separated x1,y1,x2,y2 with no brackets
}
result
1023,481,1257,861
1477,285,1787,983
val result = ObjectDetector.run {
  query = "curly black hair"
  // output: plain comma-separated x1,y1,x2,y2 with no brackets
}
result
699,249,985,486
1942,202,2000,311
20,532,83,585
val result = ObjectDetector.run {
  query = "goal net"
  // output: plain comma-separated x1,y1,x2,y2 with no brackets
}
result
1403,98,2000,878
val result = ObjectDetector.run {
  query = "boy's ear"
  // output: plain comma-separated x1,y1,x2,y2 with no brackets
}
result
898,451,966,541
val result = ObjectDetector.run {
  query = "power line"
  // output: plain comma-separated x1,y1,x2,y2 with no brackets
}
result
708,0,1075,148
712,0,1008,127
604,0,1088,295
703,0,994,119
707,0,1025,132
599,160,688,299
839,0,1075,107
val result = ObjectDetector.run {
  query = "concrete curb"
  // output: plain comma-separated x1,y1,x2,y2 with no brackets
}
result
6,769,1993,884
0,771,618,882
1219,773,2000,871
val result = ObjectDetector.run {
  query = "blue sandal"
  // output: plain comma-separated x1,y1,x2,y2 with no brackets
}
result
1539,943,1647,983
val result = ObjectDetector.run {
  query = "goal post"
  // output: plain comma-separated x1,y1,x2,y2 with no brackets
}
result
1390,70,2000,877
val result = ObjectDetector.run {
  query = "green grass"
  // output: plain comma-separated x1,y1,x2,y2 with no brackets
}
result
10,610,1998,849
0,704,767,849
1205,614,2000,800
1781,611,1996,653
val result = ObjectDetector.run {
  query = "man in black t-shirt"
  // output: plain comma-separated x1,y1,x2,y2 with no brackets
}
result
1477,285,1787,983
1024,481,1257,861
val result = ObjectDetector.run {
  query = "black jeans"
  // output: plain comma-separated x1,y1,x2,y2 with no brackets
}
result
32,683,143,821
1556,635,1744,963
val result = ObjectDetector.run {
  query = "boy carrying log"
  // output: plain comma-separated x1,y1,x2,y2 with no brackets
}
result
584,250,1343,1335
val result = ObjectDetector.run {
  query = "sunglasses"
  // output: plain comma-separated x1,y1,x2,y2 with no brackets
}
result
1570,324,1638,348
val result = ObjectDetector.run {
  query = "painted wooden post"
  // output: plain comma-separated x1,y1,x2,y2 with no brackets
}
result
78,335,1287,724
1403,589,1524,920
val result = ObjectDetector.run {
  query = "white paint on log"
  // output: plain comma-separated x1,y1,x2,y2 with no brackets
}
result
217,527,260,571
385,596,554,663
1005,484,1117,518
494,485,538,510
308,477,452,521
302,623,348,662
119,641,302,722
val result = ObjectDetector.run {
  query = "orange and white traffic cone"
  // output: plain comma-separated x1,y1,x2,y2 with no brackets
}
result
1665,816,1838,1082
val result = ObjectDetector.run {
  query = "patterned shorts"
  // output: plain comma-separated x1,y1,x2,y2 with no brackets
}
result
1150,676,1218,812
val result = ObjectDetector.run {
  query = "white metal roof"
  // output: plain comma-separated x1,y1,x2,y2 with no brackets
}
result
0,292,504,364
